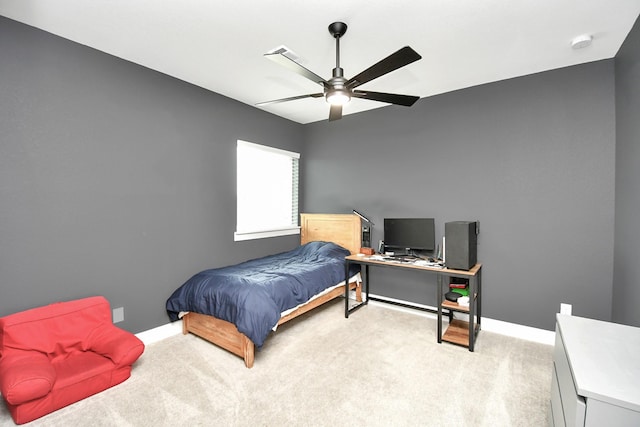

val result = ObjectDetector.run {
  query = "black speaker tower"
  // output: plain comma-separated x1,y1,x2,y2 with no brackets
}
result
445,221,478,270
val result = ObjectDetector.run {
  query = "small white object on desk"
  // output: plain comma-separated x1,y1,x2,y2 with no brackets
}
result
413,260,444,268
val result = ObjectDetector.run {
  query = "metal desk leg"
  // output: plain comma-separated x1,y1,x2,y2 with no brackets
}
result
344,261,350,318
477,267,482,331
345,261,369,317
437,273,443,343
364,264,369,304
469,275,476,352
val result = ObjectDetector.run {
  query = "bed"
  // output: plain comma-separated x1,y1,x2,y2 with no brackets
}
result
165,213,363,368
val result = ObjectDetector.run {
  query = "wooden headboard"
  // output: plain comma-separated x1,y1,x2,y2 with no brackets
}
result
300,213,362,255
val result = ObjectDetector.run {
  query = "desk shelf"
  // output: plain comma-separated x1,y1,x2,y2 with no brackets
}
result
441,297,479,347
442,319,472,346
437,265,482,351
442,298,473,313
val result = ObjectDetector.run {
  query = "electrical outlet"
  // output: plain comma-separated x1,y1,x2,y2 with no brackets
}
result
560,303,572,315
113,307,124,323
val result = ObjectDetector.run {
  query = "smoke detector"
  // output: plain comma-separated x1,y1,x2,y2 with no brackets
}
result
571,34,593,49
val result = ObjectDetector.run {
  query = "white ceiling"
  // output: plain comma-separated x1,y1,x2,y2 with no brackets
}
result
1,0,640,124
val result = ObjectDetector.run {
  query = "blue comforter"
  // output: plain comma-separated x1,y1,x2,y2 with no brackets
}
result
166,241,354,348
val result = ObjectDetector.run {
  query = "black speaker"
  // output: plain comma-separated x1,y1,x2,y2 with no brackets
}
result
445,221,478,270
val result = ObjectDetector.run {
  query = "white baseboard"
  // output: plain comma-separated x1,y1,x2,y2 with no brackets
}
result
135,296,555,347
480,317,555,345
367,294,555,346
135,320,183,345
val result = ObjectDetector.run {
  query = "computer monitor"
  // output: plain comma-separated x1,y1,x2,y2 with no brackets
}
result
383,218,435,254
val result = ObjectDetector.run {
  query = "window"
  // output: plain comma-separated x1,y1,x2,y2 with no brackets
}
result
235,140,300,241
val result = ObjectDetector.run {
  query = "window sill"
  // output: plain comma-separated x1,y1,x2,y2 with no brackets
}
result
234,226,301,241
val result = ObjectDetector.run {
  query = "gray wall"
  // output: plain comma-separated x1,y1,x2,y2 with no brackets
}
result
0,17,304,332
303,61,616,331
614,16,640,327
2,14,634,335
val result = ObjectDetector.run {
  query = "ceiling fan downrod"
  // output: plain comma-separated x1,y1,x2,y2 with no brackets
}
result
327,22,349,105
329,22,347,78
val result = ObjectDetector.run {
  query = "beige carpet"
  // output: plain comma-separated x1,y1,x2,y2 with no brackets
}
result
0,300,553,426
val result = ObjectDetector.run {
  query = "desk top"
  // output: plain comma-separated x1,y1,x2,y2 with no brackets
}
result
345,254,482,276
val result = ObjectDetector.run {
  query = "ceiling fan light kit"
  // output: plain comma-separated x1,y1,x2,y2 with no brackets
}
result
258,21,422,121
326,89,350,105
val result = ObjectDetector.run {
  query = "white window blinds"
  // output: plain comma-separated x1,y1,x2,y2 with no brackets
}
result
235,140,300,241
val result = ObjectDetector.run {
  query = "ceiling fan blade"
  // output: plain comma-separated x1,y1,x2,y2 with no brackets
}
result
328,104,342,121
256,93,324,107
352,90,420,107
265,52,328,88
346,46,421,89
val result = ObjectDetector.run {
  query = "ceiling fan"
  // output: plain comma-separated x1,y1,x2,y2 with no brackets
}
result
257,22,422,121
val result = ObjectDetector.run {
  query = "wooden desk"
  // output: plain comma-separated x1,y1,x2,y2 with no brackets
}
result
345,254,482,351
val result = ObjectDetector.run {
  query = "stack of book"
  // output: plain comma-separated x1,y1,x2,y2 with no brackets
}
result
449,281,469,297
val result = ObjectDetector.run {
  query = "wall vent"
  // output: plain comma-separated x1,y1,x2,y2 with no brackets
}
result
266,45,299,61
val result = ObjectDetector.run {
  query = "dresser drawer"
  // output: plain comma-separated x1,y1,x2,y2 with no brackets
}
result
554,329,586,426
550,362,565,427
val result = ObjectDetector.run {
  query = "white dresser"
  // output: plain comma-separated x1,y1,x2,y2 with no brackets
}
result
551,314,640,426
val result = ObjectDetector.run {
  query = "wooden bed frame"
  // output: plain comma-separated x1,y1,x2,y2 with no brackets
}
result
181,213,362,368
